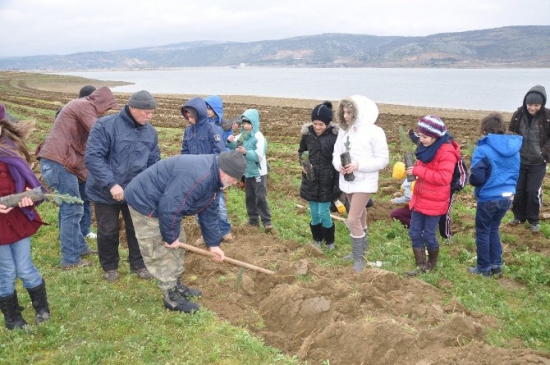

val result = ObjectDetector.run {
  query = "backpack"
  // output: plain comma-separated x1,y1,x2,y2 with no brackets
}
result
451,156,469,193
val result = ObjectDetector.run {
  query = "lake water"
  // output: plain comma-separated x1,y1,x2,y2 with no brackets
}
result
57,68,550,112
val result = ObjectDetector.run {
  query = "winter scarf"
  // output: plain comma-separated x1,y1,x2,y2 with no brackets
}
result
415,133,451,163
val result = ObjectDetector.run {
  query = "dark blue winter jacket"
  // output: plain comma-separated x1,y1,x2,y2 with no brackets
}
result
469,133,523,202
85,106,160,204
180,97,226,155
124,154,223,246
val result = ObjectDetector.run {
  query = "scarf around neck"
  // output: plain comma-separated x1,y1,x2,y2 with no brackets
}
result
414,133,451,163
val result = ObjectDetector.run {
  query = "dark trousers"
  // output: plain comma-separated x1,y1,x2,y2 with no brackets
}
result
95,202,145,272
512,163,545,225
409,210,440,250
438,192,456,239
391,206,411,227
245,175,272,226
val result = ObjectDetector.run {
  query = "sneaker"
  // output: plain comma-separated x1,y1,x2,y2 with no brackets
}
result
81,249,98,257
467,267,491,277
104,270,119,282
132,267,152,280
325,243,335,251
264,224,274,233
164,288,200,313
62,260,92,270
85,232,97,239
530,224,541,233
508,218,523,226
176,279,202,299
195,236,205,245
248,222,260,227
222,233,234,243
491,267,503,278
312,240,322,248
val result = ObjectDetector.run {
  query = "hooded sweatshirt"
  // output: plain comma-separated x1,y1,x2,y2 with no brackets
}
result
470,133,523,202
204,95,233,148
509,85,550,164
36,86,119,181
227,109,261,178
332,95,389,193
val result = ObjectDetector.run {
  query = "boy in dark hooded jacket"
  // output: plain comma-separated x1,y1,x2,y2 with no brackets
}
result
203,95,234,242
508,85,550,233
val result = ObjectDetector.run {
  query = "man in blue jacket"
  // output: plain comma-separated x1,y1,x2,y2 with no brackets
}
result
124,150,246,313
85,90,160,282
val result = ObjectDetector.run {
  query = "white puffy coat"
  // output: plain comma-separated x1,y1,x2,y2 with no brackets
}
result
332,95,389,193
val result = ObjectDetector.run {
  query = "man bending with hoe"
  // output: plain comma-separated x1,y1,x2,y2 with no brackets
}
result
124,150,246,313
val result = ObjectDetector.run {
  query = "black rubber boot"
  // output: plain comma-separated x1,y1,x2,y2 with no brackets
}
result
0,291,28,330
427,248,440,271
405,247,428,276
27,279,51,325
176,278,202,299
309,222,323,248
164,287,200,313
322,224,335,250
352,235,366,273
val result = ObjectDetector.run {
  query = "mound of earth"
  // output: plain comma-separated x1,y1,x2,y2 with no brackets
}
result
182,222,550,365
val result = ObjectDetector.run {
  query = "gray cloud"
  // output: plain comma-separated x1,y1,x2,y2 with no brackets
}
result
1,0,549,57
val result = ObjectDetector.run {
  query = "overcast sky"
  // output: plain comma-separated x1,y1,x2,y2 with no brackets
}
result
2,0,550,58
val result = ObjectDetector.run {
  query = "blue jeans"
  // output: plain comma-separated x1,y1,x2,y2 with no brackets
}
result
409,210,440,250
218,192,231,235
475,198,512,273
79,182,93,237
308,201,332,228
40,158,90,265
0,238,43,296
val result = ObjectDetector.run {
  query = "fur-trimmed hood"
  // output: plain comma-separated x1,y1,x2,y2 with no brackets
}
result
336,95,379,131
300,122,339,136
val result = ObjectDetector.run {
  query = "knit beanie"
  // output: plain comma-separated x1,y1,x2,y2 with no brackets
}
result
78,85,96,98
392,162,406,180
417,115,446,139
219,150,247,179
0,104,5,120
128,90,157,109
525,92,544,105
311,101,333,125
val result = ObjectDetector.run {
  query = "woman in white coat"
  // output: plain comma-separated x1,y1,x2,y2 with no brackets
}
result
332,95,389,272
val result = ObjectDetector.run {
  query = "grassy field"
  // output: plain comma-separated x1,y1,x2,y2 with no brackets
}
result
1,71,550,364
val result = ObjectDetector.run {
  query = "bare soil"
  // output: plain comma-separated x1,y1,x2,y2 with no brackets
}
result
2,72,550,365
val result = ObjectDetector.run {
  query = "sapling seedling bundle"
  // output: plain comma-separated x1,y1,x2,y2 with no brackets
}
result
300,151,315,181
0,187,83,207
340,136,355,181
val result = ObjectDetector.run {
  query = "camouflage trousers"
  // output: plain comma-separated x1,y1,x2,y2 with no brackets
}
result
128,206,186,293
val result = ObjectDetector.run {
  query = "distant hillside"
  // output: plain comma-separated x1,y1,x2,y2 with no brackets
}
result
2,26,550,70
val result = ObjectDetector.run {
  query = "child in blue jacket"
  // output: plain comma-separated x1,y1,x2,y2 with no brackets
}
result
469,113,522,277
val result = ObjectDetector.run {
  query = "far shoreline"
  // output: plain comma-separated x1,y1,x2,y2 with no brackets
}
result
18,71,513,120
